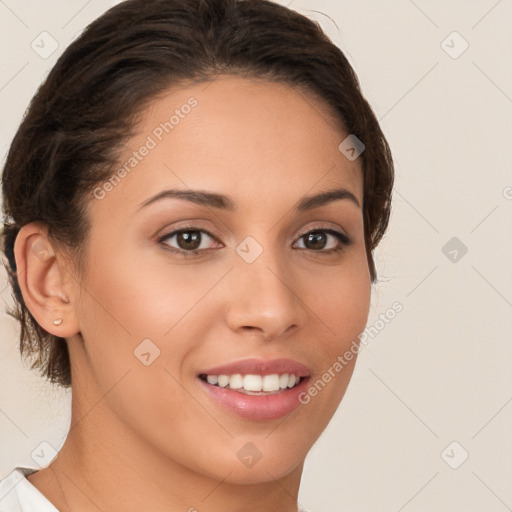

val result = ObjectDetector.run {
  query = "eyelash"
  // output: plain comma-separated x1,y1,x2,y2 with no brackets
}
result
157,226,352,258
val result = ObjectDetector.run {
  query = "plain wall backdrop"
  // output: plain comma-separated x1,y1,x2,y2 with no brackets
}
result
1,1,511,511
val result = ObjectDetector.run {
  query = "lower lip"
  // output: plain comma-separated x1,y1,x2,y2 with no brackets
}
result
198,377,310,421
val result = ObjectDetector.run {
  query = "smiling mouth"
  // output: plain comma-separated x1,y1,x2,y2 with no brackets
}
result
198,373,303,395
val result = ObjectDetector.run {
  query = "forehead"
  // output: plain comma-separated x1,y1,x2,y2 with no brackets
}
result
91,75,363,217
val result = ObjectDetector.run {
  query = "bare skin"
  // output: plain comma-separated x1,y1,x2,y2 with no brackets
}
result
16,75,371,512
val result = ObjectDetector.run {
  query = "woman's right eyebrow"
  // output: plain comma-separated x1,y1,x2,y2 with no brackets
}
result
137,189,235,211
136,187,360,213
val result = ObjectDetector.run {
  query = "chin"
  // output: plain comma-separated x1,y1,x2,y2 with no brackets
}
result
219,457,305,485
216,436,309,484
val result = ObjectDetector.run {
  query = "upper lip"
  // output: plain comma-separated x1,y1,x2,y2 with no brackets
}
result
199,358,310,377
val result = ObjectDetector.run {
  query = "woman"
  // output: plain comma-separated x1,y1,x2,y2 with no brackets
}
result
0,0,393,510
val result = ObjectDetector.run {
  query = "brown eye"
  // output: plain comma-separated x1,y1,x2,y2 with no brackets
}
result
175,231,202,250
303,231,328,250
294,229,351,253
159,228,218,254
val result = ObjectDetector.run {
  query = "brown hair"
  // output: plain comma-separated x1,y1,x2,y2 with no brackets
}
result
1,0,394,388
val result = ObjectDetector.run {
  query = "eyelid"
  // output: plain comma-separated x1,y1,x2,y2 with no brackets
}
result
296,223,350,241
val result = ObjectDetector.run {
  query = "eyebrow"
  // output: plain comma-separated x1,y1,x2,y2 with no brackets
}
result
137,187,360,212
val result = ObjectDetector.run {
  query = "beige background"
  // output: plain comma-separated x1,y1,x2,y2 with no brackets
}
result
1,1,511,511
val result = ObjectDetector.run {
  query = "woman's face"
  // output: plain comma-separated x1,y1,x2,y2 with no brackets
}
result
70,75,371,483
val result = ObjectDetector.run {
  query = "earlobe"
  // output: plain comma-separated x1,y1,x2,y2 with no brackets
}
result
13,222,80,338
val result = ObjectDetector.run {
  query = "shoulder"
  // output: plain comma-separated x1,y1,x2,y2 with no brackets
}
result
0,467,59,512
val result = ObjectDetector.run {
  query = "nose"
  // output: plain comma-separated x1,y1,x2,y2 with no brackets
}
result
225,251,303,342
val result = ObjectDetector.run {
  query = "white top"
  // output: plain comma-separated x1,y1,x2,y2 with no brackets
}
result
0,466,311,511
0,467,59,511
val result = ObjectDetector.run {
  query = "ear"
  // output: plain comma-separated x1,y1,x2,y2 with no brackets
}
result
13,222,81,338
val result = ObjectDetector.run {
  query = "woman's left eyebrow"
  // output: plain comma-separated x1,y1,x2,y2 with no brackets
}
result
136,187,360,212
297,188,360,210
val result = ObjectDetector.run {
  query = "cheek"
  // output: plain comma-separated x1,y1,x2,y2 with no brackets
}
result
73,238,233,413
295,250,371,408
77,237,226,342
73,249,222,459
300,250,371,350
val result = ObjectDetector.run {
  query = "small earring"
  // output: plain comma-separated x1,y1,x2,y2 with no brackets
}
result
53,318,63,326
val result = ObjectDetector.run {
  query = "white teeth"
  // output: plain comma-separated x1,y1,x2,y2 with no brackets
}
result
203,373,302,393
218,375,229,388
243,374,262,392
206,375,218,385
262,374,280,392
229,374,243,389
